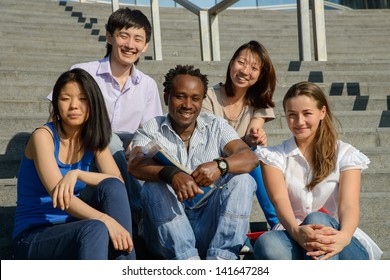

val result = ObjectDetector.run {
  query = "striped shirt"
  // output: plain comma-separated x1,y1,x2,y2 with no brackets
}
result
132,112,239,171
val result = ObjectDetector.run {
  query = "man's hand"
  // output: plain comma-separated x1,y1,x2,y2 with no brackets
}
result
171,172,203,202
191,161,221,187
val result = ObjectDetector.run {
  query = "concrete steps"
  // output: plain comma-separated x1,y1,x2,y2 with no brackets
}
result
0,0,389,259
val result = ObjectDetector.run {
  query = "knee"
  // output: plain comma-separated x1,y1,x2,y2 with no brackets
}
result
99,178,127,197
253,233,281,260
220,174,256,216
226,174,256,196
80,220,109,241
303,212,338,228
253,232,288,260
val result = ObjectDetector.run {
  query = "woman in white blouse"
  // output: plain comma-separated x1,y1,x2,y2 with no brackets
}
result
253,81,382,260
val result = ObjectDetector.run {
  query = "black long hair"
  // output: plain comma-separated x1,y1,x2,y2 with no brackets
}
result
51,68,111,152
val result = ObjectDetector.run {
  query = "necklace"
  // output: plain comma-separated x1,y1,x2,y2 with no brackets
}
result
180,132,193,142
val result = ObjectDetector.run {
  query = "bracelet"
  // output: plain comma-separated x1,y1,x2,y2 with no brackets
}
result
158,166,182,184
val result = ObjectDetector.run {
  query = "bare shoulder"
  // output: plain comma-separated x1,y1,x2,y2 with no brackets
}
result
27,126,53,146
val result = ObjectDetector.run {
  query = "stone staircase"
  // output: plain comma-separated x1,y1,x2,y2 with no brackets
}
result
0,0,389,259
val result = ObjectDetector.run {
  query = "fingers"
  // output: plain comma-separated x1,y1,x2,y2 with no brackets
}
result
52,187,58,208
108,225,134,253
58,185,72,210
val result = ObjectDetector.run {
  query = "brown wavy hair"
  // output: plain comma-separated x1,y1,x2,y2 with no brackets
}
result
283,81,339,190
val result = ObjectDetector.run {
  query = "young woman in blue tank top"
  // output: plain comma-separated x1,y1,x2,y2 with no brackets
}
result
12,68,135,260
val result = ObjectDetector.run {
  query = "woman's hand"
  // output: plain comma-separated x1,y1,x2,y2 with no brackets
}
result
305,228,352,260
52,170,79,210
291,224,338,259
99,214,133,253
245,128,267,147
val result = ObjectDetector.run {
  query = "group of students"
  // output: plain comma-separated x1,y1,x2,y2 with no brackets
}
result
12,7,382,260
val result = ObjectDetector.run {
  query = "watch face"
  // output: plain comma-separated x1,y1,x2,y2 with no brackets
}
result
219,161,227,170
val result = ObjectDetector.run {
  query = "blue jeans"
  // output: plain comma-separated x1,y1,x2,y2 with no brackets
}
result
13,178,136,260
109,133,142,213
253,212,369,260
250,165,279,228
140,173,256,260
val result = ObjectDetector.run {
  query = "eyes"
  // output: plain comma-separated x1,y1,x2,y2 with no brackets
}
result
174,94,201,102
236,59,260,73
116,32,145,43
287,112,313,117
59,95,88,103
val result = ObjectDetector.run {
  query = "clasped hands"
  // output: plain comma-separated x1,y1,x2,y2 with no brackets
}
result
295,224,351,260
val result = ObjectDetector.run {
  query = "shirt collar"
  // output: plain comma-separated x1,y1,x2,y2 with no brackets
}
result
97,56,141,85
159,112,212,136
284,136,302,157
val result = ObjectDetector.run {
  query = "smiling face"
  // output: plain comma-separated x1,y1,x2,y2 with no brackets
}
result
58,81,89,129
229,48,261,91
284,95,326,144
106,27,148,68
164,74,204,134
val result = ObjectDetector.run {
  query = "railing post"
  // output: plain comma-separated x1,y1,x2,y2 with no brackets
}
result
150,0,163,60
312,0,327,61
297,0,312,61
199,10,212,61
111,0,119,12
210,13,220,61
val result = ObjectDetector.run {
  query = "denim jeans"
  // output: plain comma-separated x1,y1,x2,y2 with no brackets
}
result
253,211,369,260
109,133,143,213
13,178,136,260
140,173,256,260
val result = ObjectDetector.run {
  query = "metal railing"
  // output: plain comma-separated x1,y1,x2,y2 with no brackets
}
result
79,0,329,61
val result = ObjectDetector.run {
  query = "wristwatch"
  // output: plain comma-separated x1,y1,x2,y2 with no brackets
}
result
213,157,229,176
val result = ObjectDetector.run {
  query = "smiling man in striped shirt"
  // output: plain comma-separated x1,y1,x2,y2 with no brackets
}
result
128,65,258,260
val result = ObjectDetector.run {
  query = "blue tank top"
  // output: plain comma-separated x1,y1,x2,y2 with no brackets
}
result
12,122,94,239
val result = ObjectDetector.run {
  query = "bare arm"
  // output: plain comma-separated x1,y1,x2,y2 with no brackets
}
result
191,139,258,188
306,169,361,260
28,128,132,252
127,146,165,182
260,162,300,236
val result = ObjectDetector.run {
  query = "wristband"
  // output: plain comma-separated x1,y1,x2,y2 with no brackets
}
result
158,166,182,184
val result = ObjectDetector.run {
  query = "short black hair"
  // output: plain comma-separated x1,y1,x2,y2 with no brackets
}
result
105,8,152,58
51,68,112,152
163,65,208,97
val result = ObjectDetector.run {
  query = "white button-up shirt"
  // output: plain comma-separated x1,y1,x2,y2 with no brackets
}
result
256,137,382,259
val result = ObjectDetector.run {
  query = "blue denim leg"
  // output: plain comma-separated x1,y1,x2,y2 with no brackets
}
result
141,181,199,260
205,173,256,260
254,212,369,260
302,212,369,260
13,219,110,260
13,178,135,260
91,177,136,260
250,165,279,228
110,133,143,213
253,229,304,259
